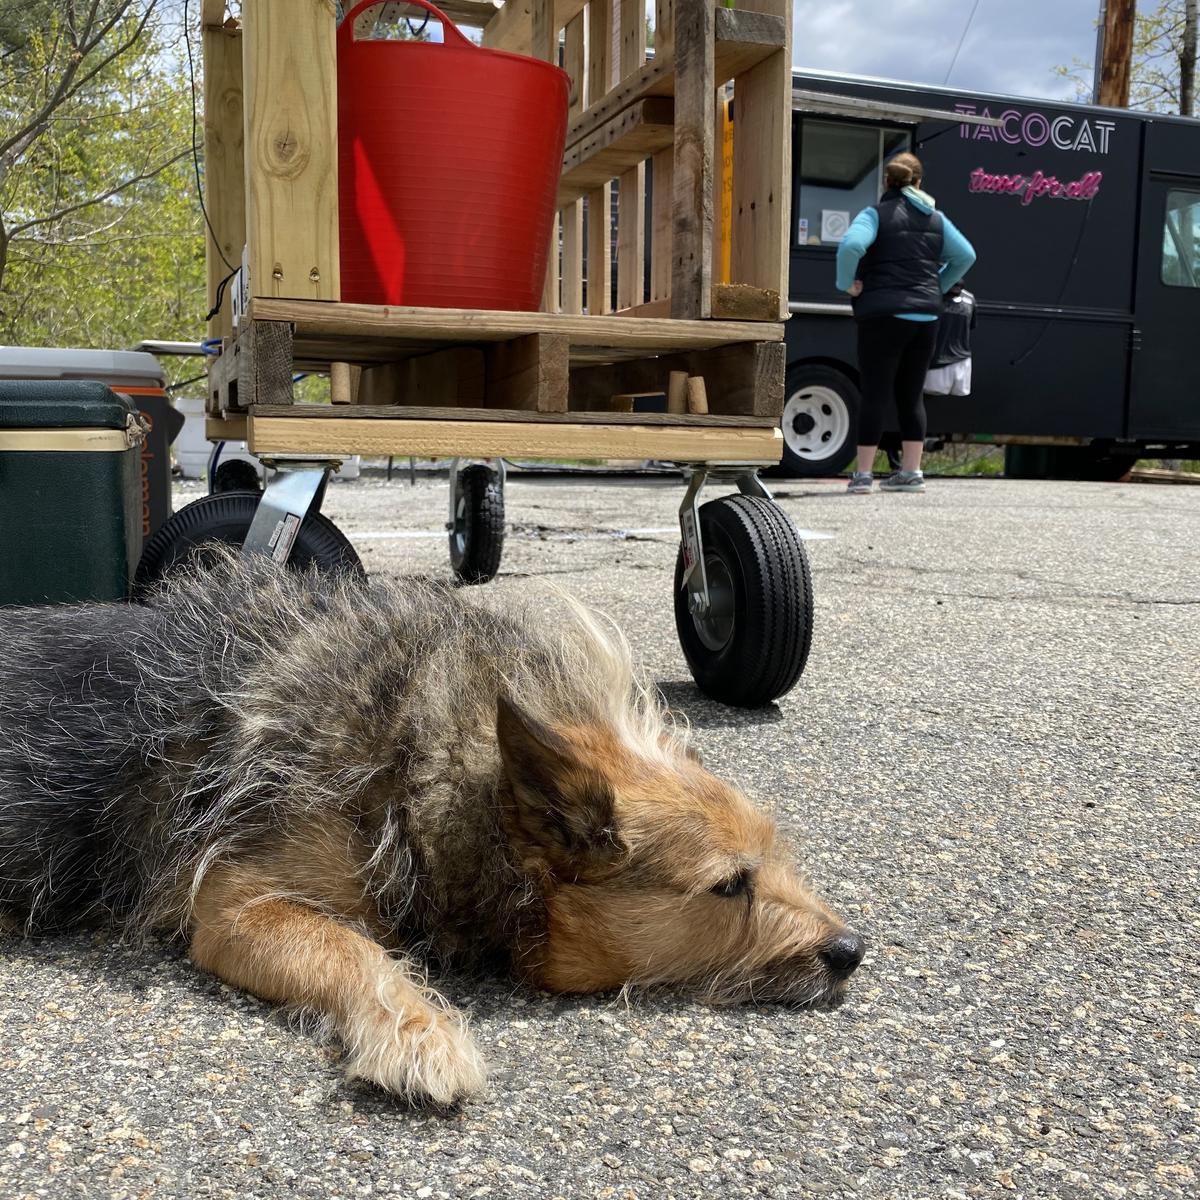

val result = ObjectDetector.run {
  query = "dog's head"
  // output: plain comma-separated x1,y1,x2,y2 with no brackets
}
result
496,699,865,1010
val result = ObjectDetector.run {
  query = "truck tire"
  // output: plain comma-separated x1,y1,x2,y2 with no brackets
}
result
133,492,363,600
673,495,813,707
775,364,859,478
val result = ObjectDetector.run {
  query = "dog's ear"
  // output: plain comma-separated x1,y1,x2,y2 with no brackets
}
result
495,696,622,878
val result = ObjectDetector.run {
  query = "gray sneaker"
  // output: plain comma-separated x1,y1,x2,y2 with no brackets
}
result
846,472,874,494
879,469,926,493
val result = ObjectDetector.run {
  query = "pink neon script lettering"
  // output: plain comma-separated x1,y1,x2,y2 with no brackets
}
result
970,168,1102,205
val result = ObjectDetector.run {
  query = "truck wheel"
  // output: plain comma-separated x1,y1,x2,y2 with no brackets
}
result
133,492,363,600
450,464,505,585
673,495,813,708
210,458,262,494
775,364,859,478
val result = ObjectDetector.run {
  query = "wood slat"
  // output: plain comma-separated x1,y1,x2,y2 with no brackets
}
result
202,22,245,340
241,0,340,302
560,11,586,313
558,99,674,202
671,0,714,319
244,299,785,352
484,333,569,411
586,0,613,315
564,8,785,151
730,0,792,316
615,0,646,312
615,284,782,322
247,412,782,463
251,405,779,428
481,0,586,55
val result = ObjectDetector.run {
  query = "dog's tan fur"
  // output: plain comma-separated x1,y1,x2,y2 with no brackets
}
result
180,711,856,1104
0,555,864,1106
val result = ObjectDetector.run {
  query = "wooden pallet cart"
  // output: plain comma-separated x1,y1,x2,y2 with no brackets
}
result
152,0,808,706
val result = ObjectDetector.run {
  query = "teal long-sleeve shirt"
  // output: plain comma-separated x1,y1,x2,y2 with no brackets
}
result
835,197,976,321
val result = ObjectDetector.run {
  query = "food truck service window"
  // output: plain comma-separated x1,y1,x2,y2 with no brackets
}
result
793,119,911,248
1162,190,1200,288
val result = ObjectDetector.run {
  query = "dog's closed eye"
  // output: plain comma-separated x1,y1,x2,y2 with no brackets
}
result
710,869,755,899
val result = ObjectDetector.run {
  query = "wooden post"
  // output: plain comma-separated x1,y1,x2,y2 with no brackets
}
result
202,20,245,340
241,0,340,303
730,0,792,318
671,0,715,318
650,0,675,311
586,0,613,315
484,333,569,411
615,0,646,311
1183,0,1197,118
1094,0,1135,108
667,369,688,414
531,0,560,312
561,12,586,313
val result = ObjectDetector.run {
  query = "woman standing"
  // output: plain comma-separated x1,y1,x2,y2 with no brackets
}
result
836,152,976,493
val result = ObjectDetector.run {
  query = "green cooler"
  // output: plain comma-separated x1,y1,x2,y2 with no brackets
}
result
0,381,147,606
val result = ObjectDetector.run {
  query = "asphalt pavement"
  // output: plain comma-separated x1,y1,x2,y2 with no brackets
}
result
2,470,1197,1199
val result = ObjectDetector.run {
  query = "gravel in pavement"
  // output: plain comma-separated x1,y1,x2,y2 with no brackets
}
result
2,472,1196,1199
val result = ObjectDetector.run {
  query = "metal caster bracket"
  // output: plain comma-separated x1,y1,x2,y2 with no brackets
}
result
677,464,774,616
241,457,341,563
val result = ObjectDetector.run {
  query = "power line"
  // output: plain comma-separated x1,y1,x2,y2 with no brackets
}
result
943,0,983,85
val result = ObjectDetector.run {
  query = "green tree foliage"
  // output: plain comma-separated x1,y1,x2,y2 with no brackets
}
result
0,0,206,353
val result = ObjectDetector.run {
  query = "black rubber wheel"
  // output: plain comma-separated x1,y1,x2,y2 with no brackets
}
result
773,363,860,478
133,492,364,601
1004,445,1139,482
673,495,813,707
210,458,263,494
449,464,505,585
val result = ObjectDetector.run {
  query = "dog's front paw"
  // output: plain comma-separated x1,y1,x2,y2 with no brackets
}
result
343,976,487,1106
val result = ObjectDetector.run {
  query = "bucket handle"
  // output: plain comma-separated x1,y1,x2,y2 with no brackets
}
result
339,0,473,50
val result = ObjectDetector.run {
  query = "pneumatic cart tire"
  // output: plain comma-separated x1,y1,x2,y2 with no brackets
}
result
133,492,364,601
450,464,505,585
673,495,813,708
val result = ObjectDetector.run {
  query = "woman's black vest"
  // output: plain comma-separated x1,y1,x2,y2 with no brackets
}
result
852,190,945,320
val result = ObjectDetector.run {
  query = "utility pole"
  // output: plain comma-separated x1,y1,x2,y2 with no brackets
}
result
1093,0,1135,107
1182,0,1198,117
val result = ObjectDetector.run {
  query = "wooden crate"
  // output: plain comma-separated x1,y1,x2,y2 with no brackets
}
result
199,0,791,460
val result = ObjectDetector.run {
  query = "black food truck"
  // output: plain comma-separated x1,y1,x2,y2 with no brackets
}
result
781,71,1200,478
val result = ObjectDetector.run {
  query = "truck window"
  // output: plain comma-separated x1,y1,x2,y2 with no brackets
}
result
1161,190,1200,288
793,119,910,248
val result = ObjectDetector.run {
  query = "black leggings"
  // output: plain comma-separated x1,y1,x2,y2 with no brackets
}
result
855,317,938,446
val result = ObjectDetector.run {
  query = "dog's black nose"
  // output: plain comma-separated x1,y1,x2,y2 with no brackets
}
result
821,932,866,974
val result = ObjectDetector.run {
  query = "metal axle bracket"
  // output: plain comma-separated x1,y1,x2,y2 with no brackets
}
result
677,465,773,614
241,459,339,563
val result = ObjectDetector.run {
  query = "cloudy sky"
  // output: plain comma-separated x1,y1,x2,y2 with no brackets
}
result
791,0,1101,102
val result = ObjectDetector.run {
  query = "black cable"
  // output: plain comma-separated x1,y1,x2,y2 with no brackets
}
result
206,267,238,323
183,0,237,282
943,0,982,85
1009,194,1098,367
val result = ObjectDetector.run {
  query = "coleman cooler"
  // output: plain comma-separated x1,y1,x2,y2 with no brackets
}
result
0,381,147,606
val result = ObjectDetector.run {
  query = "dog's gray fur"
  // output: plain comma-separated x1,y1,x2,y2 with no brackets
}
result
0,551,670,959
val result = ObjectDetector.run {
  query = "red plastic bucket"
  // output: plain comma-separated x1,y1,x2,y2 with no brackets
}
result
337,0,569,311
